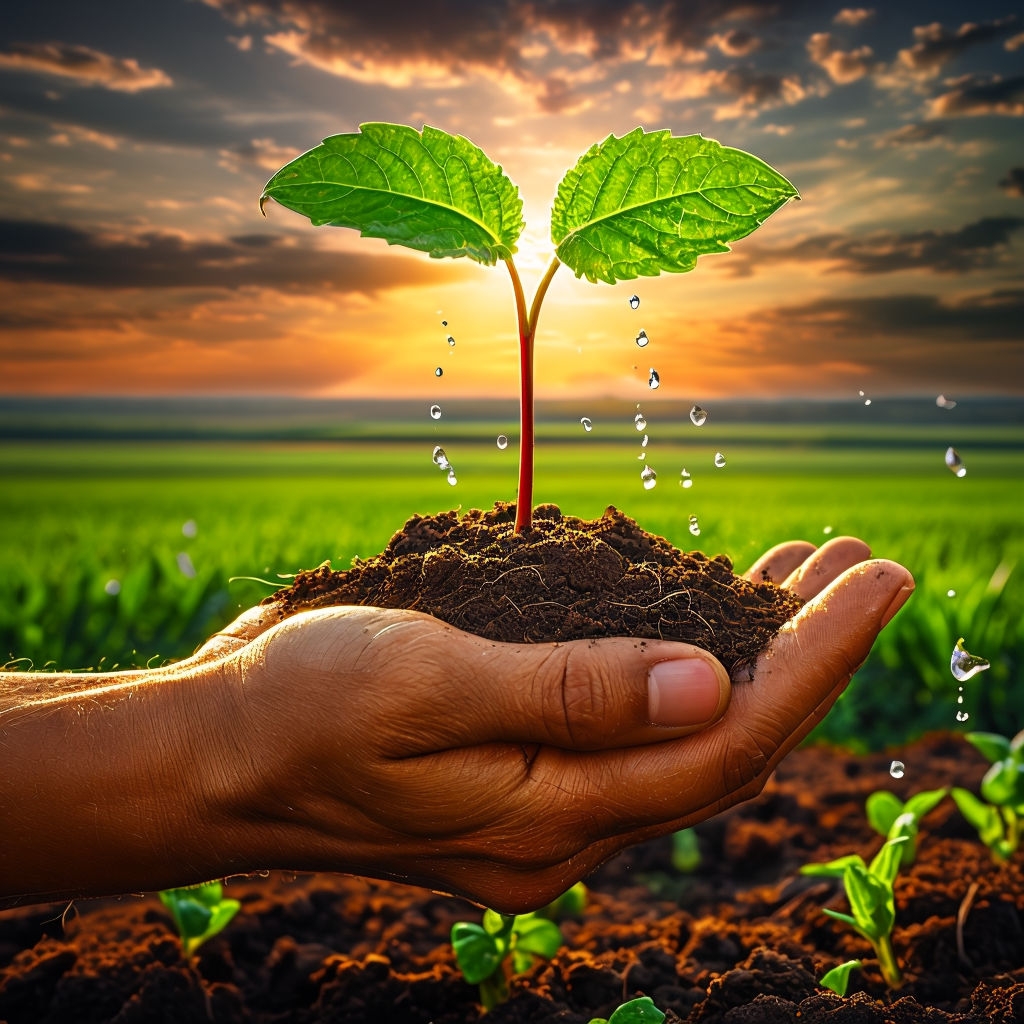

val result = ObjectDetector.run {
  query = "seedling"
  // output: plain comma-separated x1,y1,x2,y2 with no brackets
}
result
865,786,948,866
800,834,908,988
450,907,563,1010
159,881,240,958
819,959,862,996
671,826,702,874
261,123,797,532
952,729,1024,862
588,995,666,1024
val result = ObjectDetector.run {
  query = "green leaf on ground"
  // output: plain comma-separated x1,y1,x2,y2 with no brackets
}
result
551,127,798,283
261,123,523,265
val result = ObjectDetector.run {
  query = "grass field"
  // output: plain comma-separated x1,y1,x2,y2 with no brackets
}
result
2,416,1022,749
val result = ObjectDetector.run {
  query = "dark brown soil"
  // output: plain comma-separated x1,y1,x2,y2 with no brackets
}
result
2,733,1021,1023
265,503,803,678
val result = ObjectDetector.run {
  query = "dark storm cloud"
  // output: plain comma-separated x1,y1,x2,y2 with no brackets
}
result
0,219,469,292
999,167,1024,197
897,17,1018,75
872,122,946,148
929,74,1024,117
0,42,172,92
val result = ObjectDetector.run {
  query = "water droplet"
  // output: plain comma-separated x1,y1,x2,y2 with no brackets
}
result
181,518,197,538
956,693,964,704
714,452,726,468
429,404,442,420
937,394,957,409
441,320,448,326
634,413,647,431
641,433,649,448
688,515,700,536
858,389,865,396
889,760,905,779
648,368,660,390
635,330,649,348
945,446,966,477
823,525,833,535
950,637,990,681
104,578,121,596
640,465,657,490
176,551,197,578
496,434,508,450
431,445,450,470
689,405,708,427
864,398,872,406
447,336,455,347
956,710,970,722
580,416,593,432
637,451,646,461
630,294,640,309
435,367,443,377
447,469,458,486
679,468,692,489
947,589,956,598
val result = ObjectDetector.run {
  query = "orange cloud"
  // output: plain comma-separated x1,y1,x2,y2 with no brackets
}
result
0,42,172,92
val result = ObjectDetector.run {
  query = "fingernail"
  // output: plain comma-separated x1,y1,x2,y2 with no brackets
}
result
880,580,915,629
648,658,725,727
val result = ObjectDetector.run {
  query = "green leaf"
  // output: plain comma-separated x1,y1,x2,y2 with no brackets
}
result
869,835,908,886
965,732,1013,765
952,787,1004,847
800,854,865,878
819,960,862,997
822,908,861,932
844,862,894,941
604,996,667,1024
513,916,563,960
866,791,903,837
981,759,1024,808
671,827,702,873
261,123,523,265
158,883,240,958
902,787,949,820
551,127,798,284
536,882,587,919
451,922,503,984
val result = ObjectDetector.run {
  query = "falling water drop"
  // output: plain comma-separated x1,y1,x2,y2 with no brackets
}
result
176,551,197,578
447,335,456,347
447,468,458,486
634,413,647,431
635,330,650,348
950,637,990,682
823,525,833,535
945,447,966,477
580,416,593,432
431,445,450,470
630,294,640,309
689,405,708,427
641,434,649,448
441,320,448,326
429,404,442,420
714,452,726,468
181,518,198,538
937,394,957,409
435,367,443,377
640,465,657,490
104,579,121,596
688,515,700,536
638,451,647,461
889,760,905,779
956,710,970,722
496,434,508,450
679,468,692,489
648,368,660,390
947,589,956,598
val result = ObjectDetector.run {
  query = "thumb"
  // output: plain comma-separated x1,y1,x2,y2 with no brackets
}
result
432,632,733,752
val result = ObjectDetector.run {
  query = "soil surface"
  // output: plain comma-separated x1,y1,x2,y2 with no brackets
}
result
2,733,1022,1023
265,503,803,678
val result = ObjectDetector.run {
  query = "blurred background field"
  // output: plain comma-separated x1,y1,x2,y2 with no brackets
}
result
2,396,1021,750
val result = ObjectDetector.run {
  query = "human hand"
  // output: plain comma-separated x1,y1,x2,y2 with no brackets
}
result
205,536,912,913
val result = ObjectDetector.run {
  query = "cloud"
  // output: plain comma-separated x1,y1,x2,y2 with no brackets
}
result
0,42,172,92
807,32,875,84
897,18,1019,77
1000,167,1024,197
1007,32,1024,51
928,74,1024,117
833,9,875,28
708,30,761,57
48,122,120,150
872,122,946,148
0,219,473,293
659,66,808,119
218,137,302,175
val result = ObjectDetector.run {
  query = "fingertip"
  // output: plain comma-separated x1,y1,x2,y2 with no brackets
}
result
647,654,731,729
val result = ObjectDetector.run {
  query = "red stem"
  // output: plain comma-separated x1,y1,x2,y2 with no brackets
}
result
505,258,560,533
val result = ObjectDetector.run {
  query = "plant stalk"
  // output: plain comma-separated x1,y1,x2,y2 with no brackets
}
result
505,256,561,533
873,935,902,988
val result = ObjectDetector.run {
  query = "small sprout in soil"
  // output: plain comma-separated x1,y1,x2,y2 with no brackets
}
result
800,834,908,988
261,123,796,532
158,881,240,958
952,729,1024,862
819,959,863,997
865,786,948,866
671,826,701,874
588,995,666,1024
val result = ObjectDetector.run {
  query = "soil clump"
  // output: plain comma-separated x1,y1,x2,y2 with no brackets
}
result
266,502,803,677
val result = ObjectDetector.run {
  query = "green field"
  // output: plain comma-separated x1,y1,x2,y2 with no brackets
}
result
2,418,1022,749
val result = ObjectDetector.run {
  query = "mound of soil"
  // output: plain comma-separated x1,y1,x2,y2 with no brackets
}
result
2,733,1021,1023
265,503,803,677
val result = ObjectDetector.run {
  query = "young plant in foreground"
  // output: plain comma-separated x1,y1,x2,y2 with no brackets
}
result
800,835,908,988
952,729,1024,862
588,995,666,1024
865,786,948,866
159,882,240,958
818,959,862,996
261,123,797,532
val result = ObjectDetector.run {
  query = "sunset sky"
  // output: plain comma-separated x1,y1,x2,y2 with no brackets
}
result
1,1,1022,400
